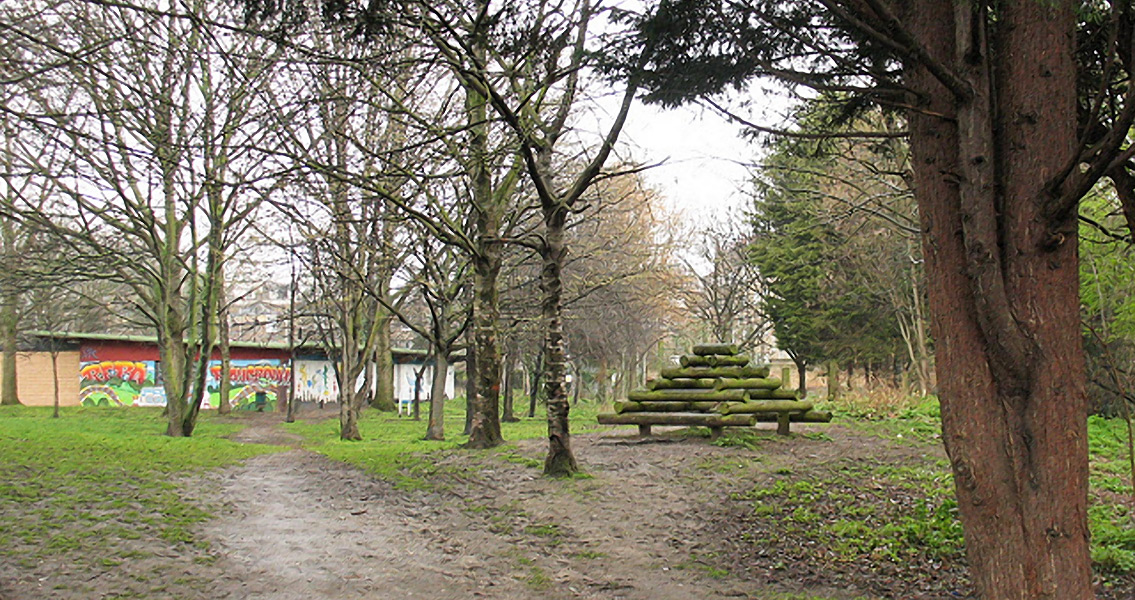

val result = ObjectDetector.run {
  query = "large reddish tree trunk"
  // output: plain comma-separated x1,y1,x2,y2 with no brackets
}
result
907,1,1091,598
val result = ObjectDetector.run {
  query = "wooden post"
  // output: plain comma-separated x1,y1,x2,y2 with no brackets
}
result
776,412,791,436
638,424,652,436
827,360,838,401
780,366,791,390
709,426,723,441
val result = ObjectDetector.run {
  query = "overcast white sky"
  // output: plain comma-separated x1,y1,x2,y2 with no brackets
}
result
616,101,756,224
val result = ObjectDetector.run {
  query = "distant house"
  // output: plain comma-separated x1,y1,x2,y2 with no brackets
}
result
7,332,454,411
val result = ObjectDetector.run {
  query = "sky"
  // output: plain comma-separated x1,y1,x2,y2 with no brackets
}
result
617,101,757,224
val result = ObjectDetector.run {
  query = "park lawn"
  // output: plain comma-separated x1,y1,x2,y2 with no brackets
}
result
281,399,607,489
0,406,281,573
724,396,1135,593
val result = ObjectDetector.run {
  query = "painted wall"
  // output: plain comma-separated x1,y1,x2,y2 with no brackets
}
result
294,359,339,405
0,352,82,407
77,341,292,410
291,358,455,410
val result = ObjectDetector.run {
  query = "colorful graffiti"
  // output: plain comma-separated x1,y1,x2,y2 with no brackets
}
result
208,360,290,411
78,385,123,407
80,361,148,385
79,358,290,410
79,360,156,407
295,360,339,405
210,364,290,386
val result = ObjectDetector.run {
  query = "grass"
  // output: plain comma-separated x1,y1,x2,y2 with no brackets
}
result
0,405,280,573
772,391,1135,584
281,398,606,489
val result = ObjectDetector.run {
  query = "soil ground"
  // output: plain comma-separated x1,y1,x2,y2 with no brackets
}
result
3,412,1129,599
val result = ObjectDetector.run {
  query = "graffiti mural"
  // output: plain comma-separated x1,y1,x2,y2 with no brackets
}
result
208,360,290,411
79,358,291,410
295,359,339,405
79,361,157,407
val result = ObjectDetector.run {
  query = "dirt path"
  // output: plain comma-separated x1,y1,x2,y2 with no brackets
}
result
1,413,967,600
195,424,767,600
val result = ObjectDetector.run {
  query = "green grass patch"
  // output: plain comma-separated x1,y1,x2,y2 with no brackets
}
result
0,406,280,570
281,400,605,489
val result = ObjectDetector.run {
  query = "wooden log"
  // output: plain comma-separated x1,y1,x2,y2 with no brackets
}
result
692,343,739,356
680,354,751,368
614,401,644,414
614,401,696,413
646,377,717,390
714,377,782,391
741,388,803,400
659,365,772,380
597,412,757,427
753,410,833,423
715,400,814,415
627,389,747,402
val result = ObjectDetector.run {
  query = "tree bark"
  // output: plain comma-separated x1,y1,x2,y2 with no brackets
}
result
0,290,20,406
463,51,504,448
502,353,519,422
425,352,448,440
217,269,232,415
906,1,1091,598
541,205,578,477
372,312,396,412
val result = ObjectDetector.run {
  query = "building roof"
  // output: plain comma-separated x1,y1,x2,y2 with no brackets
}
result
22,330,449,360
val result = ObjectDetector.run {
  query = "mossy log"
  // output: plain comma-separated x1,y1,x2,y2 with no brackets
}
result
614,401,706,413
692,343,739,356
660,365,772,380
740,388,803,400
597,412,757,427
627,389,747,402
646,377,717,390
680,354,750,368
714,377,782,391
753,410,833,423
715,400,814,415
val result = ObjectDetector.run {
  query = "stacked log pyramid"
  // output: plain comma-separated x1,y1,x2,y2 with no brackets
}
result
598,343,831,434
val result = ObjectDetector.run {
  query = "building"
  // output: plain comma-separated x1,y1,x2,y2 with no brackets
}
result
5,332,454,411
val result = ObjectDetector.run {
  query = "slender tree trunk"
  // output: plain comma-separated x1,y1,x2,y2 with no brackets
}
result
373,312,395,411
907,2,1091,598
596,356,608,405
0,291,19,406
425,352,448,440
571,361,581,406
217,270,232,415
464,326,475,434
413,364,425,421
502,353,519,422
541,206,577,476
285,261,298,423
50,350,59,418
528,348,542,418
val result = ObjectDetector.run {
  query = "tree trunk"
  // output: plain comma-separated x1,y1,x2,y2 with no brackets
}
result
502,353,519,422
464,324,475,434
528,348,542,418
907,2,1091,598
51,350,59,419
826,360,838,401
217,270,232,415
462,17,504,449
372,312,396,411
425,352,448,440
413,364,425,421
0,291,19,406
541,205,577,477
596,356,608,405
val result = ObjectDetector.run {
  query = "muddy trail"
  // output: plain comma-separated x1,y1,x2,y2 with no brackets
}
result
3,412,988,600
